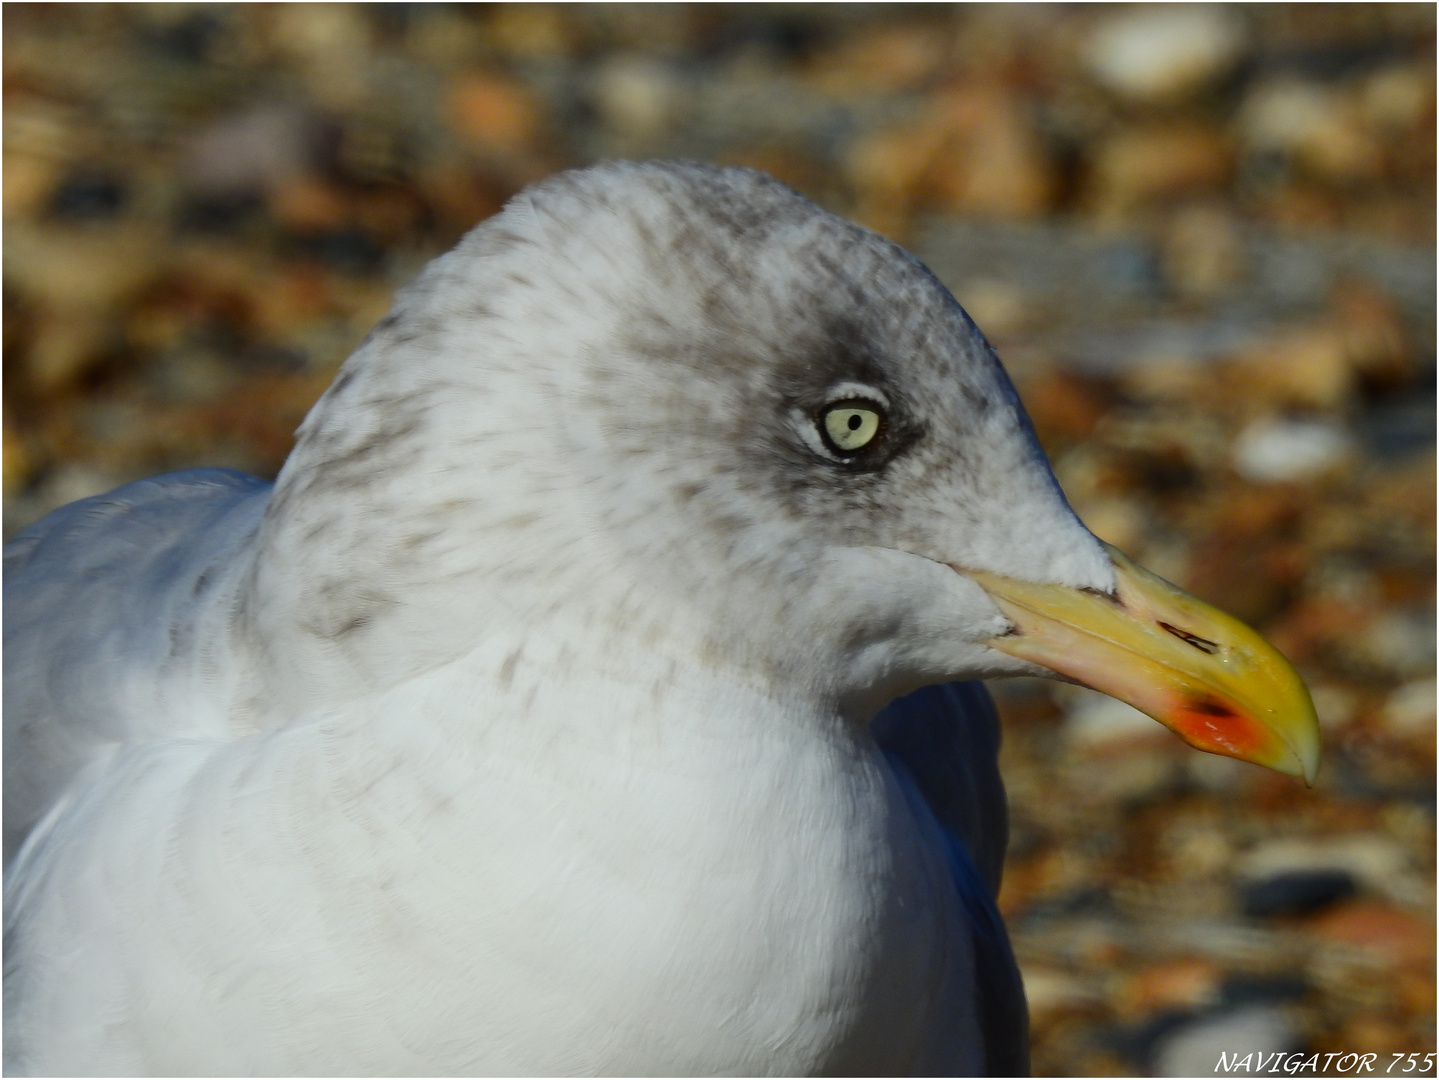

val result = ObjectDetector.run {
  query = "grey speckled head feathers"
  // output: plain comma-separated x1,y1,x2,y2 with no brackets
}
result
234,161,1109,714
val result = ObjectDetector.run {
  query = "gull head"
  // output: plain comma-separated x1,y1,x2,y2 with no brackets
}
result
253,162,1316,779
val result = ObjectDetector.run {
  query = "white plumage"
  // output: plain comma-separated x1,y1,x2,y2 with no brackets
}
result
4,162,1118,1075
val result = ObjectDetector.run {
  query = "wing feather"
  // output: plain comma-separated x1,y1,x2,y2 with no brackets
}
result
3,469,270,863
873,681,1030,1077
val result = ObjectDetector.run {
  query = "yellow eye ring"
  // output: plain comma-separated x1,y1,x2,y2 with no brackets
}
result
819,401,884,456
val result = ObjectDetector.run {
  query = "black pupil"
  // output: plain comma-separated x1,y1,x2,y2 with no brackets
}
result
847,414,862,430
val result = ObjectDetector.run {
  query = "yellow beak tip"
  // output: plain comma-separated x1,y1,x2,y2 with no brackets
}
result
970,543,1321,786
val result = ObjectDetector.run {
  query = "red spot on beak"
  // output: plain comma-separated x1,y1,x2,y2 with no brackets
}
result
1169,693,1267,760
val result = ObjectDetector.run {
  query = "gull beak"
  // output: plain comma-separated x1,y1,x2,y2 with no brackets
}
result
968,543,1320,784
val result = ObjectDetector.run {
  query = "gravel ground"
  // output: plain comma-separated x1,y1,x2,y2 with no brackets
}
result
4,5,1434,1076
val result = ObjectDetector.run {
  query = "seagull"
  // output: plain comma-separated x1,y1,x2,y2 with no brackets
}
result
4,161,1318,1076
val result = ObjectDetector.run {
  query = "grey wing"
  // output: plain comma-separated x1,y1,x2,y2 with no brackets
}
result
3,469,271,864
872,681,1030,1077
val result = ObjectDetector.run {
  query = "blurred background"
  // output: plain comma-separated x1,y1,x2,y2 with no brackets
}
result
3,4,1433,1075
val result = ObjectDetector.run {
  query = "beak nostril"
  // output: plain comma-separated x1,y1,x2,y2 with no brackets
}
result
1159,621,1220,655
976,547,1319,782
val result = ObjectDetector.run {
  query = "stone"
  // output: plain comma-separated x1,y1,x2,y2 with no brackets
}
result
922,88,1057,220
1063,686,1170,750
182,106,316,198
48,168,127,221
1240,79,1384,185
1116,957,1224,1019
951,278,1031,339
1150,1006,1296,1077
448,74,544,154
1020,965,1101,1025
845,122,944,238
24,314,113,393
1058,688,1177,800
1237,836,1414,906
2,152,62,217
1072,496,1147,554
1309,683,1360,732
808,22,950,94
269,176,349,231
488,4,573,60
1163,204,1245,300
266,5,372,108
1332,282,1413,390
1348,610,1438,681
1182,752,1248,796
1013,369,1109,445
1232,416,1353,484
1381,679,1436,736
1085,7,1245,104
3,421,33,498
1120,355,1214,404
1240,869,1357,918
1310,901,1436,969
1328,1013,1413,1057
590,57,686,141
4,222,162,315
1359,64,1433,132
1087,125,1234,219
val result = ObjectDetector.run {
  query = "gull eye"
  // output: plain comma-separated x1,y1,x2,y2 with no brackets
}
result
818,400,884,456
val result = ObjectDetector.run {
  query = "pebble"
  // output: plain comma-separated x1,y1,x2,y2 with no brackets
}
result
1327,1012,1413,1057
1088,125,1234,218
590,57,687,141
1071,496,1147,553
1183,752,1249,796
1163,204,1246,300
1332,282,1412,387
5,223,161,315
1231,416,1352,484
1235,323,1356,411
1359,64,1433,132
1085,7,1245,104
1240,869,1357,918
1236,836,1411,904
1309,683,1360,731
3,424,33,498
1061,687,1171,749
267,5,372,108
950,277,1031,339
1240,79,1383,184
3,152,62,216
1348,611,1438,682
48,168,127,220
1117,957,1224,1019
1056,690,1180,800
448,74,545,154
1150,1005,1297,1077
1010,369,1108,443
1310,901,1435,968
23,314,113,393
182,106,316,198
808,23,949,95
923,89,1057,220
1020,964,1102,1025
1381,679,1436,736
487,4,574,60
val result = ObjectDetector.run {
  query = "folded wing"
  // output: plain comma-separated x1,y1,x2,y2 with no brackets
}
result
3,469,270,863
872,681,1030,1077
